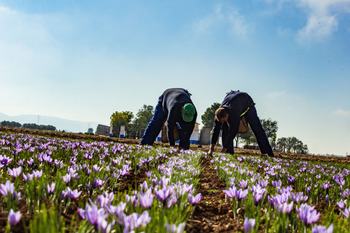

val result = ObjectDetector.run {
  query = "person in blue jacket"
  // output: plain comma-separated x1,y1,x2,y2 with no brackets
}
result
208,90,274,157
141,88,197,150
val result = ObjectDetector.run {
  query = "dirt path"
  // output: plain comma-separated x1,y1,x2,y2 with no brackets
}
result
186,157,244,233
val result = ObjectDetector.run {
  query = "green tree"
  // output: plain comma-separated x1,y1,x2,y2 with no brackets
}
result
129,105,154,138
277,137,287,152
0,121,22,128
201,102,220,129
261,118,278,147
110,111,134,137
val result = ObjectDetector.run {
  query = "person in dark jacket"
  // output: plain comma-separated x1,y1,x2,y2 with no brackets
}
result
141,88,197,149
208,90,274,156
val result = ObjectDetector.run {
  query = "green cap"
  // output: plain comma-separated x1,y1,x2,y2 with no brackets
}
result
182,103,195,122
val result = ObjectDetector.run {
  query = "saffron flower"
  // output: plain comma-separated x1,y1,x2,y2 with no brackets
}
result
337,199,346,209
23,173,34,182
166,222,186,233
8,167,22,178
223,186,237,198
47,183,56,195
122,211,151,232
138,189,154,208
276,201,294,214
155,187,170,202
244,218,256,233
236,189,248,200
297,204,320,225
239,180,248,189
8,209,21,226
32,170,43,178
311,224,333,233
188,193,202,204
0,180,14,196
341,207,350,218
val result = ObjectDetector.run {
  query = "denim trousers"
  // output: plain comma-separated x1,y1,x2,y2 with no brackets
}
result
222,106,273,156
140,97,165,145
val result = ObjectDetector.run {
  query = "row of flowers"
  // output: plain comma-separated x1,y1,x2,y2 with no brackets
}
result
211,153,350,232
0,132,202,232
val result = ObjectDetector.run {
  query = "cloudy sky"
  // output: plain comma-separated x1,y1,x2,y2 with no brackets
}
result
1,0,349,156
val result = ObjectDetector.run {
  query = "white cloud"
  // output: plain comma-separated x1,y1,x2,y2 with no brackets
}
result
296,0,350,43
193,4,248,37
334,109,350,117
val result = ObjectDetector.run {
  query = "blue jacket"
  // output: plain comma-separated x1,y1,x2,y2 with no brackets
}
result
211,90,254,148
160,88,197,146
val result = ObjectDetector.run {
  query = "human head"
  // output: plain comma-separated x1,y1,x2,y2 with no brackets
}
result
182,103,195,122
215,107,229,123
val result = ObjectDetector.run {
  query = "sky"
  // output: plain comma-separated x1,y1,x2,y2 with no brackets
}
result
0,0,349,156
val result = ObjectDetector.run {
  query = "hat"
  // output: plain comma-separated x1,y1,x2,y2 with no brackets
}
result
182,103,195,122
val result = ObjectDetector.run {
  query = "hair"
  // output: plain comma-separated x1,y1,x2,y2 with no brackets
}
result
215,107,228,121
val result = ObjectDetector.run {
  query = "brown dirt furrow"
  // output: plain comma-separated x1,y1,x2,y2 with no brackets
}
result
186,157,244,233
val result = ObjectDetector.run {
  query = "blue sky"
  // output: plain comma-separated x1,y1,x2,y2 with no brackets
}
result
0,0,349,156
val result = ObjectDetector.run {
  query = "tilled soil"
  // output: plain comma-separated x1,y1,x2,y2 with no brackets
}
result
185,157,244,233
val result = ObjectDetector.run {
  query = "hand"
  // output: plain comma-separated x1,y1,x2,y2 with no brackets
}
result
208,144,215,156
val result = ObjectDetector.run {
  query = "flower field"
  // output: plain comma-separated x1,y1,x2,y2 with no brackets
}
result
0,128,350,233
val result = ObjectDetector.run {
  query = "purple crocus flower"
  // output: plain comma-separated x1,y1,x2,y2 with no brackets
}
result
138,189,154,208
97,218,115,233
166,222,185,233
287,176,295,184
236,189,248,200
276,201,294,214
122,211,151,232
23,173,34,182
78,203,108,226
341,207,350,218
223,186,237,198
68,189,82,200
167,194,178,208
0,180,14,196
239,180,248,189
254,192,264,205
312,224,333,233
323,181,331,190
32,170,43,178
47,183,56,195
62,187,82,200
155,187,170,202
8,209,21,226
337,199,347,209
258,179,268,188
8,167,22,178
27,158,34,166
297,203,320,225
93,178,105,188
188,193,202,204
244,218,255,233
62,174,72,184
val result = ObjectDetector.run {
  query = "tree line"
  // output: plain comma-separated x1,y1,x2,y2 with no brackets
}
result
110,103,308,154
0,121,56,131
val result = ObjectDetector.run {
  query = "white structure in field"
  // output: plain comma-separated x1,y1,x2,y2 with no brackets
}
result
119,125,125,138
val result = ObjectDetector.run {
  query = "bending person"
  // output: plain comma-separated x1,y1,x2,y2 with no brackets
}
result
208,90,274,157
141,88,197,150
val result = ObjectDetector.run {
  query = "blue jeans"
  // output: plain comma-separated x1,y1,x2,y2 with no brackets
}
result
222,106,273,156
141,97,166,145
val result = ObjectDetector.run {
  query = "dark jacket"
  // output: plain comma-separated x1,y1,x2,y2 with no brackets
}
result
160,88,197,146
211,90,254,148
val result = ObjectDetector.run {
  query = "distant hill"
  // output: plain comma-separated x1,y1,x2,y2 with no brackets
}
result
0,112,101,133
